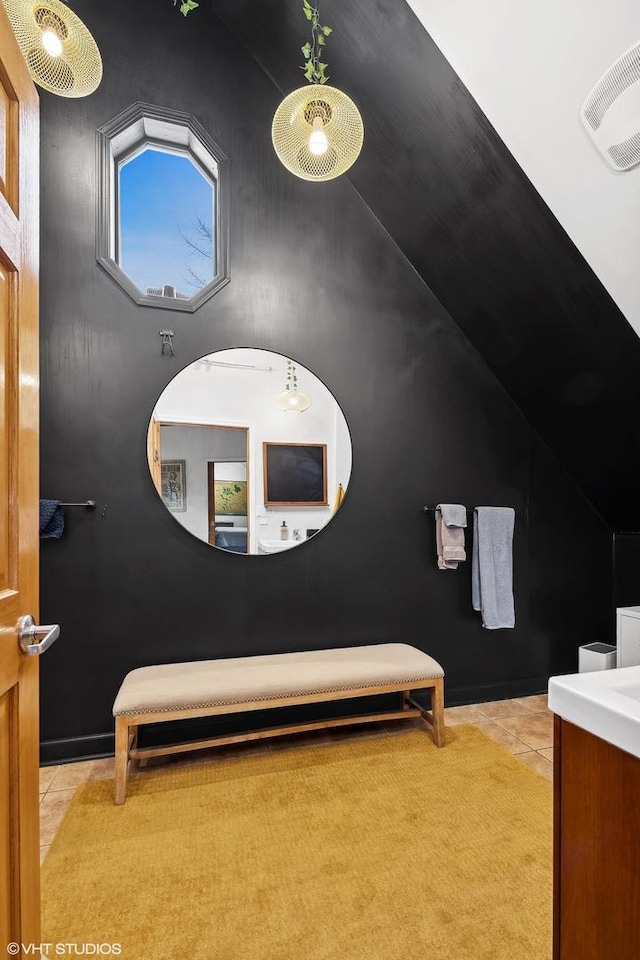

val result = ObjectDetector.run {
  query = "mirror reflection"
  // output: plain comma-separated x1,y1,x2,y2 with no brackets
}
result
147,348,352,554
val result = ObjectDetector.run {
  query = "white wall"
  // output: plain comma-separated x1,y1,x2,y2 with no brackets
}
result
161,424,246,542
152,348,352,551
407,0,640,336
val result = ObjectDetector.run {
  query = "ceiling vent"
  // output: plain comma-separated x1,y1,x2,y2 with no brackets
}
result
580,39,640,171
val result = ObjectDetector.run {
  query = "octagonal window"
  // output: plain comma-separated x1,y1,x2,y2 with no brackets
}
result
97,103,229,313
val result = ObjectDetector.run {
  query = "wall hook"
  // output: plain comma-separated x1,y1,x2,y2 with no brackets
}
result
159,329,175,356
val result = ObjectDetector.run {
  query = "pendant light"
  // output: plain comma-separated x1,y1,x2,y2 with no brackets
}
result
272,1,364,182
276,359,312,413
3,0,102,98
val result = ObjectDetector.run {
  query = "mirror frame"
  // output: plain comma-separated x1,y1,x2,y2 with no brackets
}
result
147,348,352,555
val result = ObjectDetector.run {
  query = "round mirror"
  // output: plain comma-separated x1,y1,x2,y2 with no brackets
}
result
147,348,352,554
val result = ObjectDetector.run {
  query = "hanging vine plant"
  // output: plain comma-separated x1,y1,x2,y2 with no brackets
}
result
174,0,199,15
300,1,333,84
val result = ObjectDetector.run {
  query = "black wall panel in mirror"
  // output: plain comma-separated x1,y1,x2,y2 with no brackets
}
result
263,443,327,507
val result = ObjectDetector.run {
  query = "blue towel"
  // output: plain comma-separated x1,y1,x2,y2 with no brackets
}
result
39,500,64,539
471,507,515,629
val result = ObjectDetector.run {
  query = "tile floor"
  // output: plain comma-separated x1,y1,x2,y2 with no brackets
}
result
39,692,552,865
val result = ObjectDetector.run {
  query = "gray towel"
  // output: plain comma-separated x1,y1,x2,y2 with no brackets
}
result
471,507,515,629
436,503,467,528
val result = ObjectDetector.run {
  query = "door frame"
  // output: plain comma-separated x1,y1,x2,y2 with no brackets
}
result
152,418,252,550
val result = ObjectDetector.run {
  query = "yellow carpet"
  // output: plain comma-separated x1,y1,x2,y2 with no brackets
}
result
42,725,552,960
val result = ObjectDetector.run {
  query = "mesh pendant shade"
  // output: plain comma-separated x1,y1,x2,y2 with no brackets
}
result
3,0,102,97
276,389,312,413
276,358,312,412
272,84,364,181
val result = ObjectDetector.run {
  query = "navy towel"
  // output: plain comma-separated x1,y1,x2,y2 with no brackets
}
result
39,500,64,539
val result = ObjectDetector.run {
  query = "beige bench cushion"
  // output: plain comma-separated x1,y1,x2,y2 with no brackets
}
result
112,643,444,716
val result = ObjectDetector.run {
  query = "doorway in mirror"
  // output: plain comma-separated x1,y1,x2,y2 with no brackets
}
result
208,456,248,552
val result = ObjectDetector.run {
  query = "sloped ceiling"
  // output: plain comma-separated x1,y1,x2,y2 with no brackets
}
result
213,0,640,531
408,0,640,339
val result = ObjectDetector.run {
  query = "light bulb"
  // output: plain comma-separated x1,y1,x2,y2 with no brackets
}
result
276,390,312,413
41,28,63,57
308,116,328,156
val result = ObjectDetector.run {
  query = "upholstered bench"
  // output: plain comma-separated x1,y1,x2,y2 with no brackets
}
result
112,642,445,804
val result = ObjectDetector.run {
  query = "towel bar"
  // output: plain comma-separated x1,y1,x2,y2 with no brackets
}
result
59,500,96,509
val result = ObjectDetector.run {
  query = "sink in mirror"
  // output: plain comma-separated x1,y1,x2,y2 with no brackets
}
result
258,539,301,554
147,348,352,554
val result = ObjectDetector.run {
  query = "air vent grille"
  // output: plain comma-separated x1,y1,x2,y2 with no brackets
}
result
608,131,640,169
583,43,640,131
580,39,640,171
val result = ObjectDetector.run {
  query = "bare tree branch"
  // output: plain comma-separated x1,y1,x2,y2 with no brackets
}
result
179,214,213,289
183,265,209,289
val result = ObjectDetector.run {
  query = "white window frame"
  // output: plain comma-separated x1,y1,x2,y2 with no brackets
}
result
96,102,229,313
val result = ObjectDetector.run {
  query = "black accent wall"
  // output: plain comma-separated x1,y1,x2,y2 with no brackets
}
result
215,0,640,532
614,535,640,609
39,0,612,761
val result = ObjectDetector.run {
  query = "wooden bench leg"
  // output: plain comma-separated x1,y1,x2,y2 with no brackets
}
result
131,726,149,768
114,716,130,805
405,683,446,747
431,678,445,748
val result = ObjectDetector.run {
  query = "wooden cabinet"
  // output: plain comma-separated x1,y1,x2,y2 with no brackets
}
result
553,716,640,959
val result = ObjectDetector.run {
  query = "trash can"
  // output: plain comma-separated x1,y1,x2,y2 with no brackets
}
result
578,642,617,673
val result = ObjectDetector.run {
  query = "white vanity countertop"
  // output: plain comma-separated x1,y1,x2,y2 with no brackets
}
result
548,665,640,760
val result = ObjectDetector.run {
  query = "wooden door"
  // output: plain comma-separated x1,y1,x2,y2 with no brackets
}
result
147,418,161,493
0,8,41,954
207,461,216,546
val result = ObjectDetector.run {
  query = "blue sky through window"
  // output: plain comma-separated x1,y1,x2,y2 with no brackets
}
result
119,148,215,296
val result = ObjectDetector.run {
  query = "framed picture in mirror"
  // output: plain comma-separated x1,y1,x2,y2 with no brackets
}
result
263,442,328,507
161,459,186,512
213,480,248,516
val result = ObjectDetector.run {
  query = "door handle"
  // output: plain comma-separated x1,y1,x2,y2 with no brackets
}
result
18,615,60,656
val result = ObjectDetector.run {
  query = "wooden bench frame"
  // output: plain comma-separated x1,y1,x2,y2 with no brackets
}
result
114,677,445,804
